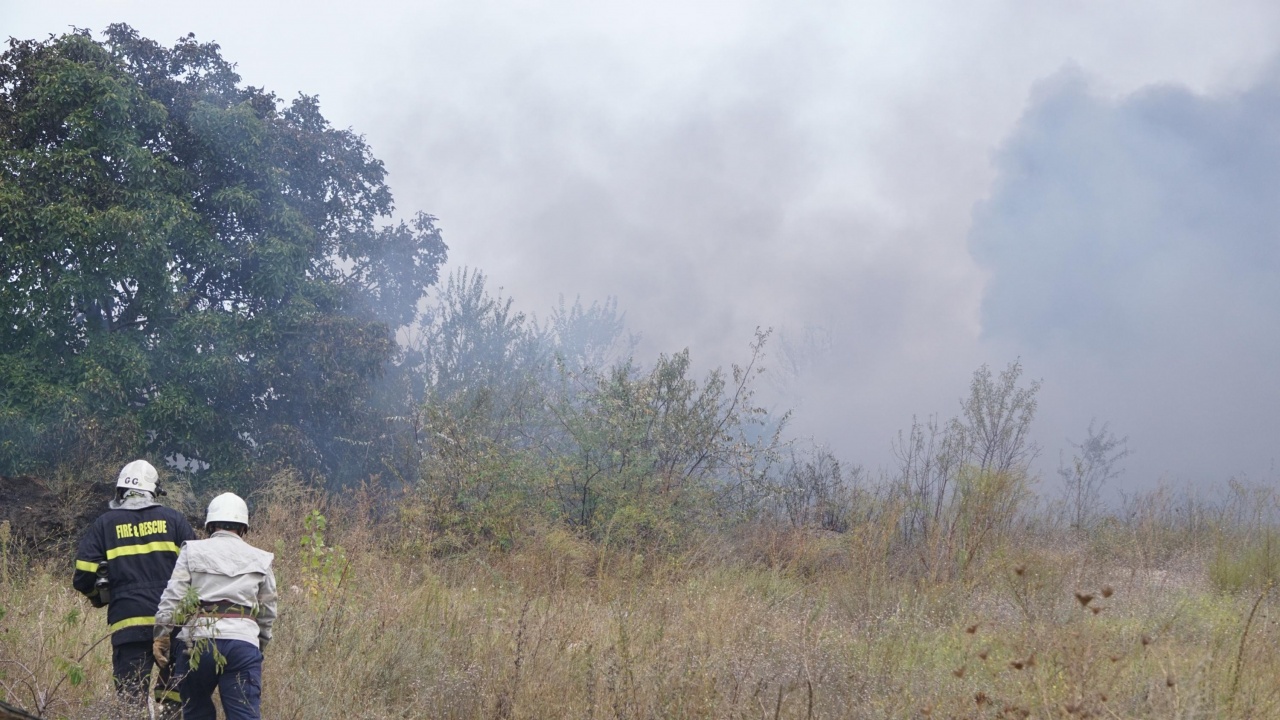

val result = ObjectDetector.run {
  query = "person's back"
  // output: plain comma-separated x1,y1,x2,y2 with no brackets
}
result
76,503,193,629
73,460,195,709
154,492,277,720
167,531,276,647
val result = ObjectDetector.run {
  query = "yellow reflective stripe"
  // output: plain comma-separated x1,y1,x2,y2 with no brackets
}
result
75,559,99,572
110,616,155,631
155,689,181,703
106,541,180,560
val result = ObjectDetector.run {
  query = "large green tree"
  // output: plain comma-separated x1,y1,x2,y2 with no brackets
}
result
0,26,446,486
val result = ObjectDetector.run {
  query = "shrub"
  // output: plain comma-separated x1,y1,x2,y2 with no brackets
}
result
1210,530,1280,592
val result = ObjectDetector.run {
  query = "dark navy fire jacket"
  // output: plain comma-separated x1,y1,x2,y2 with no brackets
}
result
73,499,196,645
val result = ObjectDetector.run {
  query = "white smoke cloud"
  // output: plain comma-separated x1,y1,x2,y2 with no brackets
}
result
6,0,1280,488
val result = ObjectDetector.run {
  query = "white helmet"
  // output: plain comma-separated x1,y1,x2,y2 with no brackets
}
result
205,492,250,529
116,460,159,494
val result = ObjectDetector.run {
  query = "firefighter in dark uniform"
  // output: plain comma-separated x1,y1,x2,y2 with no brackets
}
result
73,459,196,712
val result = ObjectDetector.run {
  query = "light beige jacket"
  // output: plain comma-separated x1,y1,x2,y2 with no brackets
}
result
155,530,277,649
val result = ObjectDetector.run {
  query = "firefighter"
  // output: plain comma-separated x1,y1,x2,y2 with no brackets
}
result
153,492,277,720
73,459,196,711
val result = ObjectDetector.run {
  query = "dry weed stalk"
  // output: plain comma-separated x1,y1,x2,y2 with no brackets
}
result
6,477,1280,718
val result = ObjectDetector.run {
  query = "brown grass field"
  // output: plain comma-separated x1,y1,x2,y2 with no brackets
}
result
2,478,1278,720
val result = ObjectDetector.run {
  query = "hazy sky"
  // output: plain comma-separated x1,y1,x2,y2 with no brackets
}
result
6,1,1280,492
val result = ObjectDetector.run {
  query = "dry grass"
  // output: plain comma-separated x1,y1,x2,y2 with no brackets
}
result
2,487,1279,720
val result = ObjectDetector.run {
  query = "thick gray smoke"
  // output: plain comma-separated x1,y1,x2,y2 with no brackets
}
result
7,0,1280,492
971,66,1280,488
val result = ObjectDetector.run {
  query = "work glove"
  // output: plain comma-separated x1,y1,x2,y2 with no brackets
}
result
153,635,171,669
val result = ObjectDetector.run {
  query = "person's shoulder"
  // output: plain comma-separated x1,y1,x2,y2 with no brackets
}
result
155,505,189,521
243,538,275,565
176,536,211,558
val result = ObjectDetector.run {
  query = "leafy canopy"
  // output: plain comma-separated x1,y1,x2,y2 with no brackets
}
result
0,26,446,485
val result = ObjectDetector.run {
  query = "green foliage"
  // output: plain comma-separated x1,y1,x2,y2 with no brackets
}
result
300,509,347,593
172,584,229,673
0,27,446,486
893,361,1041,579
600,499,680,555
1210,530,1280,592
1205,480,1280,592
950,467,1031,566
408,267,548,409
399,278,781,554
173,583,199,624
963,361,1041,475
0,570,107,717
51,657,85,688
399,269,763,555
392,268,556,548
768,445,861,532
545,330,779,542
417,439,540,553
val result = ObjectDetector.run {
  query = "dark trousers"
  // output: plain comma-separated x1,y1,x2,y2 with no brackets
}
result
112,640,180,706
174,639,263,720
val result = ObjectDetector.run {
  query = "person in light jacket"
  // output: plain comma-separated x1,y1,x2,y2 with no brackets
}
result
153,492,277,720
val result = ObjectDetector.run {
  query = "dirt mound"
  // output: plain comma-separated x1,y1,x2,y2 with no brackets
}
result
0,474,112,557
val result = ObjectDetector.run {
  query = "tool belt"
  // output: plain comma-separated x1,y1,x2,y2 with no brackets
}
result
196,601,255,619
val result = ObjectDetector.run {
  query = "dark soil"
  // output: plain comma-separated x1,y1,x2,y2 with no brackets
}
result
0,474,112,557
